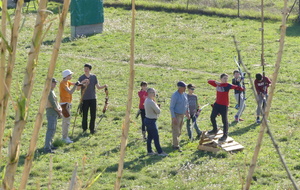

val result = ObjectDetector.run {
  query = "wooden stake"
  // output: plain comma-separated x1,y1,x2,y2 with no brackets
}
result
244,0,289,189
0,0,8,157
19,0,71,188
114,0,136,189
69,162,78,190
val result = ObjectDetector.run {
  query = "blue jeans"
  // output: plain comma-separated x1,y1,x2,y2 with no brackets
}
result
186,115,201,139
45,110,58,150
144,118,163,154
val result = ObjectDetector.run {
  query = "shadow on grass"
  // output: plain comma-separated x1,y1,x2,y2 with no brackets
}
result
286,21,300,37
104,143,171,173
229,122,259,136
104,2,280,22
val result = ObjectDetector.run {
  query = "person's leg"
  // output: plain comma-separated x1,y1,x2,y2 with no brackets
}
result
256,94,263,123
209,103,219,133
45,112,57,150
172,114,184,148
145,118,153,153
62,104,71,139
82,100,89,132
152,120,163,154
192,116,201,136
89,99,97,133
220,105,228,137
186,117,192,140
140,109,146,139
236,93,245,119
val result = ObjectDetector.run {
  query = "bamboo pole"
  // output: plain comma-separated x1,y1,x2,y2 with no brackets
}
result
0,0,8,156
19,0,71,188
1,0,26,188
114,0,136,189
69,162,78,190
244,0,289,189
3,0,50,187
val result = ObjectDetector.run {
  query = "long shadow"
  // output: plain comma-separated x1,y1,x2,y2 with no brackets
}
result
104,144,168,173
229,122,259,136
286,21,300,37
104,2,280,22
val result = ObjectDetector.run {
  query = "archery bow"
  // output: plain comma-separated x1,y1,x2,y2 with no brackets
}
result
233,36,246,120
96,87,109,128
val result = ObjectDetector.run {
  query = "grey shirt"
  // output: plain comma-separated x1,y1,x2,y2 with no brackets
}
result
187,94,198,115
144,98,161,119
78,74,98,100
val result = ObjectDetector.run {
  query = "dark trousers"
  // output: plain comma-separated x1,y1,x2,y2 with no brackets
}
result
140,109,146,132
144,118,163,154
210,103,228,136
82,99,97,132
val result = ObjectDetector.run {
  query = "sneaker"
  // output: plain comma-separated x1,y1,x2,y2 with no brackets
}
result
196,132,202,139
147,152,157,156
63,137,73,144
173,146,182,152
256,118,261,124
44,149,55,154
235,117,244,122
158,152,168,156
218,135,227,143
90,130,97,134
207,129,217,136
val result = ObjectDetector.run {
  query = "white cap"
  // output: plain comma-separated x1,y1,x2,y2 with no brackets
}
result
62,69,73,78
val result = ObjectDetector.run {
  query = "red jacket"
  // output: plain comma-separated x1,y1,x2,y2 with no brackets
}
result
208,80,244,106
254,76,271,94
138,90,148,109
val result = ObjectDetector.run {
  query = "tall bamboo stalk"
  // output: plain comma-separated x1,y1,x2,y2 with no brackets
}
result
19,0,71,188
244,0,288,189
114,0,136,189
3,0,50,187
0,0,8,156
1,0,25,188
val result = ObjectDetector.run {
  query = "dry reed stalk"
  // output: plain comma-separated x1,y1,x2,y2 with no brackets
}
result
18,0,51,189
114,0,136,189
244,0,289,189
48,155,53,190
1,0,25,188
18,0,71,188
69,162,78,190
0,0,8,156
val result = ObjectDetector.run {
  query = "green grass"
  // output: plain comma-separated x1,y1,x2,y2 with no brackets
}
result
1,1,300,189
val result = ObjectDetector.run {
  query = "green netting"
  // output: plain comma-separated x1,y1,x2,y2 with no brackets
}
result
70,0,104,26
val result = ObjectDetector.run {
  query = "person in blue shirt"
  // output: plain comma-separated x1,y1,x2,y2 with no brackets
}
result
170,81,189,152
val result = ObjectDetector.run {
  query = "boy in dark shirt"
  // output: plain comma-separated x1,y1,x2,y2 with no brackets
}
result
254,73,271,123
207,73,244,142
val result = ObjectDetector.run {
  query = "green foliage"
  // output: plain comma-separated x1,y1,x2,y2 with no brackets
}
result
0,1,300,189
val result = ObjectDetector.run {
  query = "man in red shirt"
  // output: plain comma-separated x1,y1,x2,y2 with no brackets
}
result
207,73,244,142
254,73,271,124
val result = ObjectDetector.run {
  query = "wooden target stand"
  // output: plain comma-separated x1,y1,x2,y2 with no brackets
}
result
197,129,244,152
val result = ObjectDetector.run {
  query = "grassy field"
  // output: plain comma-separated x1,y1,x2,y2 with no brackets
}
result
1,1,300,189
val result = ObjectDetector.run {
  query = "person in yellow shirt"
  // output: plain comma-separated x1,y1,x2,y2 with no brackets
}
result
60,69,81,143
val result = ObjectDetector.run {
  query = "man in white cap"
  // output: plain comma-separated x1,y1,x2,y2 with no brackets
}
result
170,81,190,152
59,69,81,143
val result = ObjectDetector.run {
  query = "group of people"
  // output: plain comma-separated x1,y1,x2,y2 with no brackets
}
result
44,63,107,153
138,71,271,155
